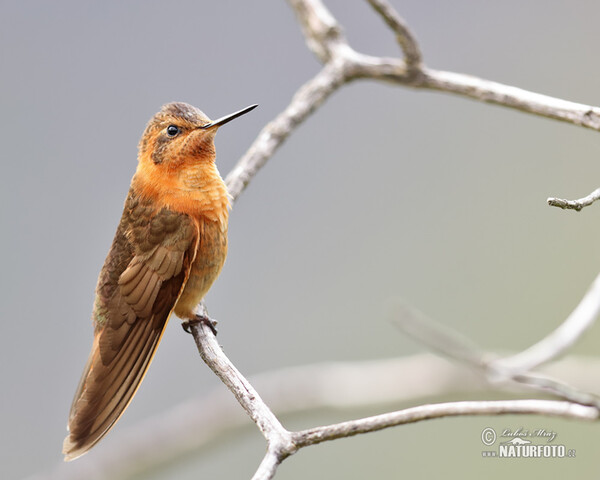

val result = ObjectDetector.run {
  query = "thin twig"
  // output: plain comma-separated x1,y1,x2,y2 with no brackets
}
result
389,300,488,368
418,68,600,130
287,0,345,63
188,322,294,451
495,272,600,373
366,0,422,71
293,400,598,448
510,371,600,408
390,291,600,407
251,451,282,480
548,187,600,211
225,63,346,202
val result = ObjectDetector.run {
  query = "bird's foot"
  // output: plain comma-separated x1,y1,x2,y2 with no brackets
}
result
182,314,218,336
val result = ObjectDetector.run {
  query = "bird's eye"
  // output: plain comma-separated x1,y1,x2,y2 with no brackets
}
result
166,125,181,137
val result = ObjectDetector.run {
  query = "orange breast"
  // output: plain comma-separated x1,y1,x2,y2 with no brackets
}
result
135,162,228,215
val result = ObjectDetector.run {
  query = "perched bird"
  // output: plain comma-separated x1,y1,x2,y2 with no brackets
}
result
63,102,257,461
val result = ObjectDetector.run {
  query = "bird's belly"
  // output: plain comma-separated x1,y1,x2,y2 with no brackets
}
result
174,220,227,319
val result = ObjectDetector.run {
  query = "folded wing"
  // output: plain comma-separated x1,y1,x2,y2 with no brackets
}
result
63,194,198,461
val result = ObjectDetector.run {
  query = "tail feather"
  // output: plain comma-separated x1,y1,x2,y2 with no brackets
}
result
62,315,167,461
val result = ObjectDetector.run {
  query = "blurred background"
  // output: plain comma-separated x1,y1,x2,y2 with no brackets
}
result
2,0,600,478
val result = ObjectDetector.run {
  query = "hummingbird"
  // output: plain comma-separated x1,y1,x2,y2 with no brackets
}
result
63,102,257,461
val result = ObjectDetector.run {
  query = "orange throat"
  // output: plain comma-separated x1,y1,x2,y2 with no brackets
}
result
132,159,230,227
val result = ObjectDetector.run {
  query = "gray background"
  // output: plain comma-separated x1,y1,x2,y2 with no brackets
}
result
3,0,600,478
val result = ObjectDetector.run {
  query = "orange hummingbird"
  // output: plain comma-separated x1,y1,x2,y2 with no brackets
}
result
63,102,257,461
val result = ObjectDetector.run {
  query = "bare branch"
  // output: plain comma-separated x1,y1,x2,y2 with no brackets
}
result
418,68,600,129
366,0,422,70
391,281,600,407
33,354,600,480
389,300,487,368
189,322,297,480
510,371,600,408
190,320,599,480
217,0,600,477
188,322,294,449
225,63,346,202
548,187,600,211
251,451,282,480
293,400,597,447
287,0,345,62
224,0,600,204
496,271,600,373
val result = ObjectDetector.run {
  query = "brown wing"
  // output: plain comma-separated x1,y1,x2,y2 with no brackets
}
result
63,190,198,461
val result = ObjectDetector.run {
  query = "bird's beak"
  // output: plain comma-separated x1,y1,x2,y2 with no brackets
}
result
200,104,258,130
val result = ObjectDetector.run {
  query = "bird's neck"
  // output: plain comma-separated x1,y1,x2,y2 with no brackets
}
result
132,161,230,227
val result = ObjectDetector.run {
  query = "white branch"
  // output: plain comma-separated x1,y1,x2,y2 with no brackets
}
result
225,62,345,202
293,400,597,448
495,272,600,374
366,0,422,70
251,451,282,480
212,0,600,478
188,322,294,452
190,323,599,480
390,293,600,407
33,354,600,479
418,68,600,129
222,0,600,203
548,187,600,211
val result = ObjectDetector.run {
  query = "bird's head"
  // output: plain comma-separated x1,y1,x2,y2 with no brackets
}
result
138,102,257,170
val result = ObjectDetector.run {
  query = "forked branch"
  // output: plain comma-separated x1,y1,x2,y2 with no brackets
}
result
225,0,600,204
190,323,597,480
215,0,600,478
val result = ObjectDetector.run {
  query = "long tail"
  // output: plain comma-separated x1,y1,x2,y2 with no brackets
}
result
62,314,167,461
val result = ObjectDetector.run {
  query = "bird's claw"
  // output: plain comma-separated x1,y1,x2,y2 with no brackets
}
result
182,314,218,336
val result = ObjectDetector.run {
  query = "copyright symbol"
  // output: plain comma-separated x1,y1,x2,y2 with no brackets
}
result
481,427,496,446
